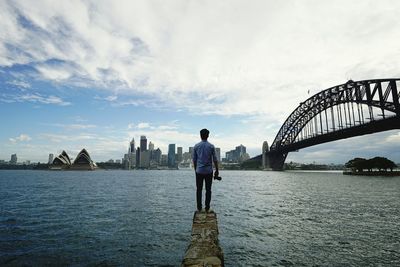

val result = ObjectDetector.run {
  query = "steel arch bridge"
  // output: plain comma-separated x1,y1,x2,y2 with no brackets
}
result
266,78,400,170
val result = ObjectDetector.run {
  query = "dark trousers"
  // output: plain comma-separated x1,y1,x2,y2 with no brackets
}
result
196,172,213,210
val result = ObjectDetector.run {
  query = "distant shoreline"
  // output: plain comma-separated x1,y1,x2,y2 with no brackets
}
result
343,170,400,176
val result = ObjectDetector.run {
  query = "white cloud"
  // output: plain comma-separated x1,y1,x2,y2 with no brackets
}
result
137,122,151,129
36,65,72,81
1,0,400,120
105,95,117,101
0,93,71,106
7,80,31,89
1,1,400,163
45,123,97,130
9,134,32,143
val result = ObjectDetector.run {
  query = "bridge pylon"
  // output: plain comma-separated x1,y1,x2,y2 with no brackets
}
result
266,151,286,171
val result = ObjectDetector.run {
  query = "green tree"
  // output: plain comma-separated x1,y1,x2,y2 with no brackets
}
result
370,157,396,172
345,158,367,172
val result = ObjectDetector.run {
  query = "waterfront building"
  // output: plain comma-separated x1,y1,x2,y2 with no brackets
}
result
48,153,54,164
152,148,162,164
70,149,96,170
183,151,191,162
131,153,136,168
136,147,141,168
129,138,136,154
224,144,249,163
140,136,147,151
161,154,168,166
236,144,246,156
168,144,176,168
148,141,154,151
177,147,183,163
123,153,130,169
51,150,72,169
10,154,17,164
189,147,194,158
215,148,221,162
116,159,121,164
140,150,150,168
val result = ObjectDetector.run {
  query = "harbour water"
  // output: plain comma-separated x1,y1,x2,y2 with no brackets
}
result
0,170,399,266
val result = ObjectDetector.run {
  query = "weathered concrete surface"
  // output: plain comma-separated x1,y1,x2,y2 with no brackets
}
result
182,210,224,267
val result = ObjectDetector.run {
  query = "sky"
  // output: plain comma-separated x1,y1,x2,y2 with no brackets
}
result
1,0,400,164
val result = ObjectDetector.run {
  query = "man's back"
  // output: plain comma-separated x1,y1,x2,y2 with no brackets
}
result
193,140,216,174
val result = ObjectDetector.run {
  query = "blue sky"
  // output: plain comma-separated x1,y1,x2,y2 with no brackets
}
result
1,0,400,163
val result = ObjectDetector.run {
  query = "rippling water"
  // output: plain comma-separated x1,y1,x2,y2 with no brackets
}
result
0,170,399,266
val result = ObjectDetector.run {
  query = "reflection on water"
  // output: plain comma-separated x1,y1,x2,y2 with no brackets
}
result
0,170,399,266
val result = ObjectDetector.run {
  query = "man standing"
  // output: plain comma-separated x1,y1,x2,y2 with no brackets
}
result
193,128,219,212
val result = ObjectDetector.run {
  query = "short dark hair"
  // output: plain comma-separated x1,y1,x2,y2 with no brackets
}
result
200,128,209,140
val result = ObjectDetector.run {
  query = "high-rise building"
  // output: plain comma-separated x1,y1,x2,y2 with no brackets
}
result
148,141,154,151
177,147,183,163
215,148,221,162
123,153,130,169
161,154,168,166
140,136,147,151
140,150,150,168
236,144,246,156
129,138,136,153
189,147,194,158
152,148,162,164
168,144,176,168
183,152,191,162
10,154,17,165
48,153,54,164
224,144,248,163
136,147,141,168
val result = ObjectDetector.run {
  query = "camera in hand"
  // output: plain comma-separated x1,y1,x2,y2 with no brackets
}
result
214,175,222,181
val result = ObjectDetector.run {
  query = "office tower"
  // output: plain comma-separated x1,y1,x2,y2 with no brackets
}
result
123,153,130,169
177,147,183,162
189,147,194,158
183,152,191,161
215,148,221,162
140,150,150,168
153,148,162,164
161,154,168,166
140,136,147,151
148,141,154,151
235,144,246,156
136,147,141,168
168,144,176,168
129,138,136,153
48,153,54,164
10,154,17,164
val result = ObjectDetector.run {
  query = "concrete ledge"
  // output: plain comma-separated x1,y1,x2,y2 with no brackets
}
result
182,210,224,267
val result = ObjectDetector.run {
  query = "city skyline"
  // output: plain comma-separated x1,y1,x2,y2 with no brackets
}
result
1,1,400,164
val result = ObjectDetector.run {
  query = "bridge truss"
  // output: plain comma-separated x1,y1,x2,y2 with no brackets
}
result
267,79,400,170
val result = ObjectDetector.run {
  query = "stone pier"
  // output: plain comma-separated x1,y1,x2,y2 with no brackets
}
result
181,210,224,267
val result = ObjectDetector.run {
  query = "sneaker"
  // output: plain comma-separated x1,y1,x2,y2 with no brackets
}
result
205,208,214,213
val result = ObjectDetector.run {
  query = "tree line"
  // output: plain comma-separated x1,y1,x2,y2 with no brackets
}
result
345,157,397,172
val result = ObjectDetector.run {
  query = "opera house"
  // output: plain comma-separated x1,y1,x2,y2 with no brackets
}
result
50,149,97,170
